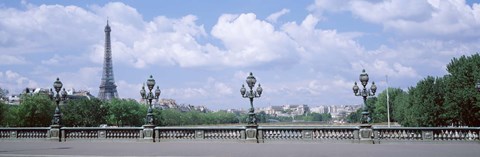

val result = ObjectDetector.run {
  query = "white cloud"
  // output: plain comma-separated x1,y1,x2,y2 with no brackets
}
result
307,0,350,18
0,3,102,54
266,8,290,23
309,0,480,39
0,70,38,94
3,1,480,109
212,13,301,67
281,14,364,70
0,55,26,65
350,0,433,23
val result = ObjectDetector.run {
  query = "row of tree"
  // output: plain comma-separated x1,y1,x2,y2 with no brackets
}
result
0,93,334,127
0,95,241,127
347,54,480,127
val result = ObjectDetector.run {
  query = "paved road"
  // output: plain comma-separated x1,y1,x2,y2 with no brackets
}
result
0,141,479,157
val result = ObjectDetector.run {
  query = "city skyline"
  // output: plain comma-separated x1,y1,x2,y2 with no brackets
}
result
1,0,480,110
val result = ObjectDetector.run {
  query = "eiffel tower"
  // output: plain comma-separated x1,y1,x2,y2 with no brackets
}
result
98,20,119,100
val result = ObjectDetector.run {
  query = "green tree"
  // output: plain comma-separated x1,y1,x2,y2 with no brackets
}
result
346,109,362,123
444,54,480,126
3,105,19,127
0,88,8,126
373,88,405,123
17,94,55,126
0,101,7,126
404,76,446,127
392,91,410,125
303,113,323,122
62,98,107,127
104,99,146,126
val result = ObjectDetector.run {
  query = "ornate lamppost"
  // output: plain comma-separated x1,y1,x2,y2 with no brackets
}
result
352,69,376,143
352,69,377,124
240,72,263,125
140,75,161,125
48,77,67,142
49,78,68,126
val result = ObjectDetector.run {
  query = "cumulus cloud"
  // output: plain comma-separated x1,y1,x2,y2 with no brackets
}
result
309,0,480,39
3,1,480,108
212,13,301,67
266,8,290,23
0,55,27,65
0,70,38,94
0,3,102,54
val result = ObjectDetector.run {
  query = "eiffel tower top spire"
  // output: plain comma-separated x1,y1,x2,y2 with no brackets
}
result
98,20,118,100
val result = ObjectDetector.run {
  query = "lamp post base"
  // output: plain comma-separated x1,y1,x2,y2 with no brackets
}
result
245,125,258,143
142,124,155,142
49,124,61,142
358,124,373,144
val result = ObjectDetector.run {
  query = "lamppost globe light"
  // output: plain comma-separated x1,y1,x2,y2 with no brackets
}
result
240,84,246,96
256,84,263,96
353,82,359,94
155,86,161,98
53,77,62,93
61,88,67,99
360,69,369,87
371,82,377,94
140,86,146,98
48,88,54,99
147,75,155,91
246,72,256,88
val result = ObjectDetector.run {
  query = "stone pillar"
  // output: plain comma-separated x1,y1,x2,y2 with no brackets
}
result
98,129,107,140
358,124,373,144
142,124,155,142
245,125,258,143
49,125,61,142
257,130,264,143
302,130,313,141
155,129,160,142
422,130,434,141
9,130,17,139
195,130,205,140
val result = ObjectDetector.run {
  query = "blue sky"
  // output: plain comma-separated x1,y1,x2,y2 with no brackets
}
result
1,0,480,110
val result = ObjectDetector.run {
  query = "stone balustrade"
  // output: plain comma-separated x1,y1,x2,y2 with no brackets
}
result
1,126,479,143
61,127,143,142
155,126,245,142
258,126,358,143
0,127,50,140
373,126,480,143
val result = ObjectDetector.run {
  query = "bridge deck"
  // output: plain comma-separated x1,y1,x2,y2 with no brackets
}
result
0,141,478,157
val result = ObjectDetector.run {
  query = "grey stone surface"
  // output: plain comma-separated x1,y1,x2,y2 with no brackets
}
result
0,141,479,157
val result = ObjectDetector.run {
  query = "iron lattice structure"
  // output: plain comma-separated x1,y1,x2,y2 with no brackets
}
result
98,21,119,100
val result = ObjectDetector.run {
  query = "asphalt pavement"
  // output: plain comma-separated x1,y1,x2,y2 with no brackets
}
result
0,141,479,157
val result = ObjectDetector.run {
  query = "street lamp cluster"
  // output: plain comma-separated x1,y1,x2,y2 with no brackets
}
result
140,75,161,125
48,78,68,126
47,70,375,128
240,72,263,125
352,69,377,124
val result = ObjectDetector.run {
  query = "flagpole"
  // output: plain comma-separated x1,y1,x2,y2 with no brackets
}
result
386,75,390,128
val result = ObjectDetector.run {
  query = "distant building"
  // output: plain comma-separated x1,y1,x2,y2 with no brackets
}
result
263,106,283,115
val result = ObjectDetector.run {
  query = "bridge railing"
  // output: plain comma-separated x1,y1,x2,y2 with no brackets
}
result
62,127,143,142
258,126,359,143
155,126,246,142
0,127,50,141
373,126,480,143
1,126,479,143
